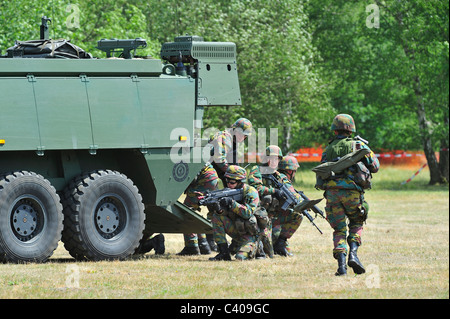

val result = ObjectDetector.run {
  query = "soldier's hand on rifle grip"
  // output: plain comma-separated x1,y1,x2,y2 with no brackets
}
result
207,202,222,214
273,189,285,200
219,197,233,210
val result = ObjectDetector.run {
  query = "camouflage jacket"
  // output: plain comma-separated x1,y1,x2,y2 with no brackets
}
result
228,183,260,219
248,165,301,202
209,129,236,177
321,135,380,191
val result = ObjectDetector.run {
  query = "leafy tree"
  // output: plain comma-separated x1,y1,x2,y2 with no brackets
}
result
3,0,446,184
0,0,160,57
307,0,449,184
141,0,334,152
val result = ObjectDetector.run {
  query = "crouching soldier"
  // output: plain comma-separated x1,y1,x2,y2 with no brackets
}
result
248,146,303,257
271,155,304,255
178,118,252,255
208,165,260,261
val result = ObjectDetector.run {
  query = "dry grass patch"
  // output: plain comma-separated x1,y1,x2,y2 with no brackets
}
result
1,173,448,299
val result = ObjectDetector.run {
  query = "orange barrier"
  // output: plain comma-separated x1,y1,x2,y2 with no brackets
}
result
289,147,440,168
248,147,442,168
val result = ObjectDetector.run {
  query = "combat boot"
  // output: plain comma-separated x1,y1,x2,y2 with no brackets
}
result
206,234,218,252
177,246,200,256
152,234,165,255
198,236,212,255
209,243,231,261
348,241,365,274
255,241,266,259
273,236,292,257
137,237,154,254
136,233,165,255
335,253,347,276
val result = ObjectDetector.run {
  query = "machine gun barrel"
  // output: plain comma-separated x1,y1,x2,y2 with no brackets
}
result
300,209,323,234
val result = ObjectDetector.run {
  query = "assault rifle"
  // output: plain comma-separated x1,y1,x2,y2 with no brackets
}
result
198,187,244,208
262,174,324,234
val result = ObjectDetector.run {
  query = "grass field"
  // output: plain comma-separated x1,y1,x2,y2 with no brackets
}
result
0,165,448,299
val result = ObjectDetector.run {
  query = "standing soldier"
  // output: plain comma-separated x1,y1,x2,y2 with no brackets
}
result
248,146,303,257
208,165,260,261
177,118,253,255
320,114,379,276
210,118,253,185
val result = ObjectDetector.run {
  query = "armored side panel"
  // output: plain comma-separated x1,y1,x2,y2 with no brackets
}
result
0,57,207,234
0,33,241,261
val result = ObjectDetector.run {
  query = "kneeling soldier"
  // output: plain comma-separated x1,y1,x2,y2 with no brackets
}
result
209,165,260,261
248,146,303,257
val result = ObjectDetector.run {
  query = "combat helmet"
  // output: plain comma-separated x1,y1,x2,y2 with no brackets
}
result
279,155,299,171
265,145,283,159
224,165,247,181
232,118,253,136
331,114,356,133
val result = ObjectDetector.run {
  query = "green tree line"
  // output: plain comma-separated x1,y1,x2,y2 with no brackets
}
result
0,0,448,183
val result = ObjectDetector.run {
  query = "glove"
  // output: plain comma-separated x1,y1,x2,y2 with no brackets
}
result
207,202,221,214
273,189,285,200
219,197,234,210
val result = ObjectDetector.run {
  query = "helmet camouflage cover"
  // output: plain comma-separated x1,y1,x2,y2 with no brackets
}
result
232,118,253,136
265,145,283,159
331,114,356,132
279,155,299,171
225,165,247,181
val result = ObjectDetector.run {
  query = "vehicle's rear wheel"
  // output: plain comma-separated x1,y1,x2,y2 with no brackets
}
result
61,170,145,261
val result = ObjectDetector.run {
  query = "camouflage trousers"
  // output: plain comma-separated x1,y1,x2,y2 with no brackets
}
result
271,210,303,253
183,170,219,247
271,210,303,241
324,189,365,258
211,213,258,260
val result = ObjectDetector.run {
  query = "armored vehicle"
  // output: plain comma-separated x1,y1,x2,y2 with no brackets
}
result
0,18,241,262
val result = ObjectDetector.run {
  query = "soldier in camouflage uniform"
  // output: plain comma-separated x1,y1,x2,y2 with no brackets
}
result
272,155,303,255
210,118,253,185
320,114,379,276
248,146,303,257
178,118,253,255
178,165,219,255
209,165,260,261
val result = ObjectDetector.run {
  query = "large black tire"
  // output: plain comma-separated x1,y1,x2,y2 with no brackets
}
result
61,170,145,261
0,171,63,263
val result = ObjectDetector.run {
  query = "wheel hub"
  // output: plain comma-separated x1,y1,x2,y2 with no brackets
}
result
11,198,43,242
94,197,126,239
95,201,120,234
